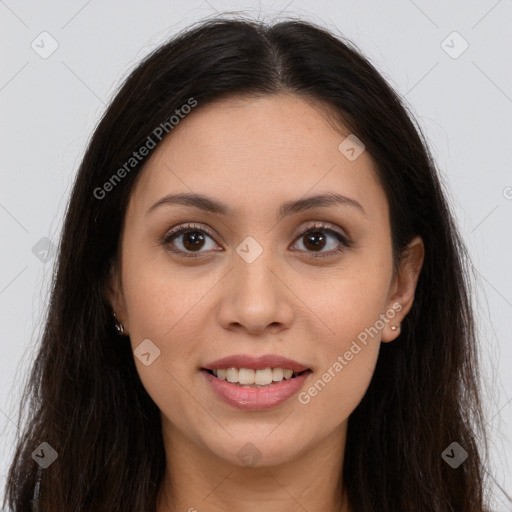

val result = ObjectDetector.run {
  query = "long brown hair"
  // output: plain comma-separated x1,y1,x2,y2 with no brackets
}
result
3,15,496,511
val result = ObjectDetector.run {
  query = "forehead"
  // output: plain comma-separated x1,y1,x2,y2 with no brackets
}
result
129,93,387,222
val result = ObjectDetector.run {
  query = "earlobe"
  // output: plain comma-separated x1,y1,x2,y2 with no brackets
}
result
382,315,402,343
384,322,401,341
382,236,424,343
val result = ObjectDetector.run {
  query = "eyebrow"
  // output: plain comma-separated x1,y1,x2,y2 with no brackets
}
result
146,191,366,220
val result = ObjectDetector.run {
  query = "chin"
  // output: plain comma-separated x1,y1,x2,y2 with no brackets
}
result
205,429,309,468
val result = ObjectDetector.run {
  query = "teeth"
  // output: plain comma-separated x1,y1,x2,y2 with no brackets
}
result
255,368,273,386
238,368,255,385
211,367,300,386
226,367,238,383
272,368,283,381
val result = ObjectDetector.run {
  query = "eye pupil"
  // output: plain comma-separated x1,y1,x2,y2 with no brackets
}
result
304,231,326,251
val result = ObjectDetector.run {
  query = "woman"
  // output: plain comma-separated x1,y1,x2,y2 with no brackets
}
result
3,16,494,512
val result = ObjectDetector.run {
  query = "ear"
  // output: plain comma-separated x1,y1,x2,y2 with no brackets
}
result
381,235,424,342
104,260,129,333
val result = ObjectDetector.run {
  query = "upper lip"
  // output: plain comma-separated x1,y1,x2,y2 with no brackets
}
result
202,354,310,372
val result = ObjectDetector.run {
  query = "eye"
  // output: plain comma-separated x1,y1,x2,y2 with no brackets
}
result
162,223,219,258
291,222,352,258
162,221,352,259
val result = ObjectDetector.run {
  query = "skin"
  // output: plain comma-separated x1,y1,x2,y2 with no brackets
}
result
107,93,424,512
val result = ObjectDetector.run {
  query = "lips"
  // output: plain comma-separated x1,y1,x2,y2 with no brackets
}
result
201,353,312,410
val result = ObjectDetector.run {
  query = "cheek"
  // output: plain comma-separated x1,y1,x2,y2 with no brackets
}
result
120,252,211,403
123,247,211,341
123,266,202,422
292,266,390,415
294,281,386,422
296,260,392,353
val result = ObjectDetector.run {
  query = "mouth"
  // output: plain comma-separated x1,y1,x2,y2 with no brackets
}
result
201,354,313,410
201,364,313,411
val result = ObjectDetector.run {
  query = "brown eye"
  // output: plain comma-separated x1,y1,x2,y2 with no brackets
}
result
163,223,218,258
291,223,352,258
162,221,352,259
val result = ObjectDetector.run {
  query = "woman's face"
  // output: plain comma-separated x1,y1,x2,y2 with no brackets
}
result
109,93,423,468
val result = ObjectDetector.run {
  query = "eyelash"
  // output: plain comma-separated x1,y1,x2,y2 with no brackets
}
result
162,222,353,260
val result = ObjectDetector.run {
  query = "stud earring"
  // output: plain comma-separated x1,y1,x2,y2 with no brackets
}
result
391,324,401,332
113,312,124,335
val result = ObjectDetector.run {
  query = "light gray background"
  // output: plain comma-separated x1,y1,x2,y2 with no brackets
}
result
1,0,511,509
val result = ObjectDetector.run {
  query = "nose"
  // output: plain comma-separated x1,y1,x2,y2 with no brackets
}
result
216,247,294,336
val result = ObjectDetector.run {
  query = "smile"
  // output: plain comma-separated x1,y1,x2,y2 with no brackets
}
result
201,367,312,410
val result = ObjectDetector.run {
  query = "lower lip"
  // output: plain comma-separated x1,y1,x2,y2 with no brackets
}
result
202,370,311,411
